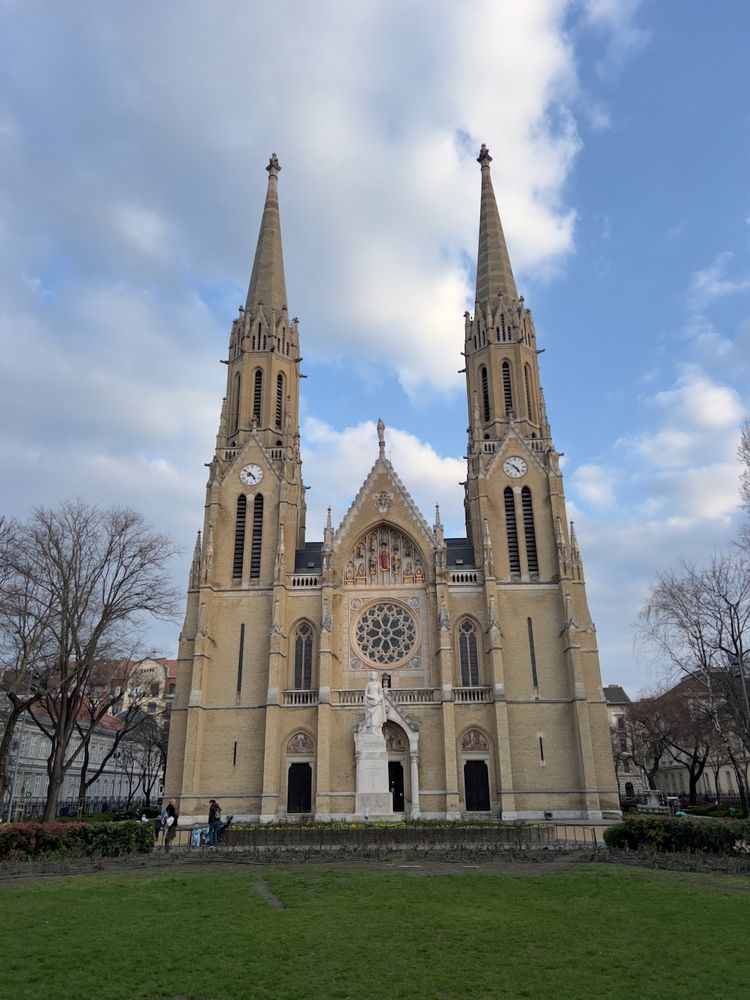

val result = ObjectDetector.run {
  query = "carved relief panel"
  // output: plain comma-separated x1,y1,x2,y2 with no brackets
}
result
344,526,425,587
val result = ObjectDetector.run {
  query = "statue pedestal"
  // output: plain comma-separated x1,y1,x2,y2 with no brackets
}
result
354,729,393,818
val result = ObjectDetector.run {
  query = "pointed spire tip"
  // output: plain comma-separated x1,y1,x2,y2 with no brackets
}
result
477,143,492,167
267,153,281,176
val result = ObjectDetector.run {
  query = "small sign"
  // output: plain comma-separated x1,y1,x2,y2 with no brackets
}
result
24,792,32,798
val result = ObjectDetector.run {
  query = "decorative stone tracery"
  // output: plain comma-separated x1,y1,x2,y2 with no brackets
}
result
344,526,425,586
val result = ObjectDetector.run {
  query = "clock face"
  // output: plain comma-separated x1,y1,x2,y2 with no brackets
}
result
503,456,528,479
239,463,264,486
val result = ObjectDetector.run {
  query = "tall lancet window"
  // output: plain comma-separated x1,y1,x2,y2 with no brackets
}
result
502,360,513,415
232,495,247,579
480,366,490,423
253,369,263,423
458,619,480,687
504,487,521,575
275,373,284,430
230,372,241,434
524,365,536,423
294,622,314,689
521,486,539,574
250,494,264,580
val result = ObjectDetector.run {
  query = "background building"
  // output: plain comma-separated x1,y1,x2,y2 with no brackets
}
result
165,149,620,822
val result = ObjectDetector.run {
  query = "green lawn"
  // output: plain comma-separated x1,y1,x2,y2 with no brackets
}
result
1,861,748,1000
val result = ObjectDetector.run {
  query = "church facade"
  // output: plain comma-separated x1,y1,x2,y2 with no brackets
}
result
164,147,619,822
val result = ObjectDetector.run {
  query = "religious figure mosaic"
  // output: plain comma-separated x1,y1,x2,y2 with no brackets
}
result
286,731,314,754
344,526,425,586
461,729,489,752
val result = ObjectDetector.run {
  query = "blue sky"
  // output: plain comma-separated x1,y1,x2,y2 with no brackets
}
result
1,1,748,693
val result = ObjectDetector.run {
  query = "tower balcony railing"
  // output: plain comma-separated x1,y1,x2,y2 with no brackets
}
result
269,447,285,461
290,574,320,588
283,689,319,706
453,685,493,704
481,441,498,453
449,570,481,584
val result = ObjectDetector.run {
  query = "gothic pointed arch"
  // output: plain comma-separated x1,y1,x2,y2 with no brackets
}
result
343,524,426,587
456,617,482,686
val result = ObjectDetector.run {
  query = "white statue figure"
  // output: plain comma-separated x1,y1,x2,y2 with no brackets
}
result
363,670,386,734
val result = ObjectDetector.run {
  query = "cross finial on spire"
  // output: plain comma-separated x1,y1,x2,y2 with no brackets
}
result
477,143,492,167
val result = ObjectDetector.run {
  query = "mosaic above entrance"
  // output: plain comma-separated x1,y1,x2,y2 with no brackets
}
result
344,526,425,587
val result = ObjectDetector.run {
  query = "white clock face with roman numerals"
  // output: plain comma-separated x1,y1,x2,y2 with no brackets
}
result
503,456,527,478
239,464,264,486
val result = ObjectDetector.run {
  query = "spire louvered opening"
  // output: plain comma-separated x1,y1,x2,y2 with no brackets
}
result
504,487,521,575
275,373,284,429
521,486,539,574
524,364,535,423
230,372,241,434
502,360,513,415
250,494,264,580
253,369,263,422
480,366,490,423
232,495,247,579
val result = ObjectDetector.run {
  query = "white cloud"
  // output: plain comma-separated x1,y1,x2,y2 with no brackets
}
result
301,417,465,537
688,252,750,310
570,462,616,508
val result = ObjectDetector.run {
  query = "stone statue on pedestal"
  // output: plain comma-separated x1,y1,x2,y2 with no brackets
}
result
363,671,386,733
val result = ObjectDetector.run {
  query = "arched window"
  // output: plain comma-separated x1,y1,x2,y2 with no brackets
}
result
232,495,247,579
458,619,480,686
230,372,241,434
521,486,539,574
524,364,535,423
502,360,513,415
294,622,314,689
480,366,490,423
253,369,263,422
250,494,264,580
275,373,284,430
504,487,521,574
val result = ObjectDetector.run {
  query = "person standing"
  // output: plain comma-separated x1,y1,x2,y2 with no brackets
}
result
163,801,178,852
207,799,222,846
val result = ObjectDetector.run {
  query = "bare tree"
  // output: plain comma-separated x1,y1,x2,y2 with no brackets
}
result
641,555,750,811
0,516,63,808
4,501,179,821
624,695,674,790
659,681,714,804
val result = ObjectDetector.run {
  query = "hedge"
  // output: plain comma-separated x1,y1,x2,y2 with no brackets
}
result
603,815,750,855
0,821,154,860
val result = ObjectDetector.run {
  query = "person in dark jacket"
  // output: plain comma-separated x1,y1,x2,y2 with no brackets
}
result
207,799,222,846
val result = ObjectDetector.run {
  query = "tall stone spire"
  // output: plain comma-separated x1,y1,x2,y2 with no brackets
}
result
245,153,288,316
475,144,518,308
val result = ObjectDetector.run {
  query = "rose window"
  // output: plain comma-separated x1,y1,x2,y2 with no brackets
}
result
355,602,417,665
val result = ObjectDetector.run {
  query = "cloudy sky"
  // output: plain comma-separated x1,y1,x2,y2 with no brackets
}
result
1,1,749,693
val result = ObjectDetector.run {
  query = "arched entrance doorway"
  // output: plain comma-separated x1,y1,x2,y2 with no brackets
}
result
461,728,492,813
384,722,408,813
286,731,313,815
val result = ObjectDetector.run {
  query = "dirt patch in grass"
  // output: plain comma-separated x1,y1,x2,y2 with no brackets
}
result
251,876,285,908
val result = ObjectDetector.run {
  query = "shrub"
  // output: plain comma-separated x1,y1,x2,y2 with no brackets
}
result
0,821,154,861
603,815,750,855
